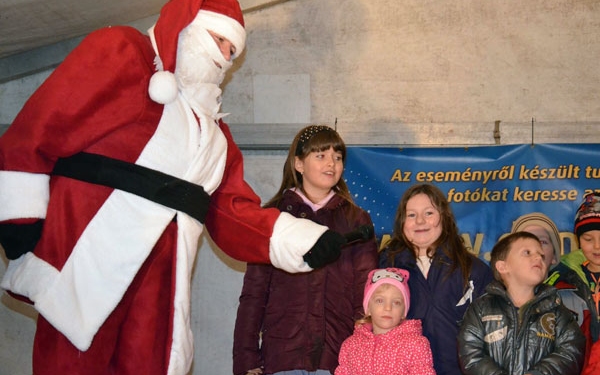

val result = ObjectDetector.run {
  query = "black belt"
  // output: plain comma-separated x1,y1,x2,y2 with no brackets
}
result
52,152,210,223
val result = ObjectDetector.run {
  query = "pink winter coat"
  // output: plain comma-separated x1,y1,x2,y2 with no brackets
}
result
335,319,436,375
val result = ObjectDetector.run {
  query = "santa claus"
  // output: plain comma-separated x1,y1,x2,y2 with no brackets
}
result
0,0,345,374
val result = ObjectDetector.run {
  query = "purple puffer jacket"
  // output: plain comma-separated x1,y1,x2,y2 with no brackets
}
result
233,190,378,375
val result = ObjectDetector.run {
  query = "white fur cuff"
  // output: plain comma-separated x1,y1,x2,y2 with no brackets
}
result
269,212,328,273
0,171,49,221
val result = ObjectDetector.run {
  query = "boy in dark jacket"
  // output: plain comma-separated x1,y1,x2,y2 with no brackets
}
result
458,231,585,375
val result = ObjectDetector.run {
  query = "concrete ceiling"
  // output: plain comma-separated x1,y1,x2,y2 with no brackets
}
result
0,0,284,59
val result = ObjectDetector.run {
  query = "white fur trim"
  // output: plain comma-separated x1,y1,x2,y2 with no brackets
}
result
166,213,203,375
269,212,328,273
1,253,58,301
195,10,246,58
149,71,179,104
0,171,49,221
45,193,174,350
159,93,227,375
2,190,176,351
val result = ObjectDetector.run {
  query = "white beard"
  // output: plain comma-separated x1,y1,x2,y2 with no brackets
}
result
175,23,233,118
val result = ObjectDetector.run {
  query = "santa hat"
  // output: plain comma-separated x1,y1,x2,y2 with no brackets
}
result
363,268,410,318
149,0,246,104
511,212,561,263
574,192,600,238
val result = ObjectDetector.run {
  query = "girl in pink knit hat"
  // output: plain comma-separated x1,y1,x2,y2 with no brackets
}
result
335,268,436,375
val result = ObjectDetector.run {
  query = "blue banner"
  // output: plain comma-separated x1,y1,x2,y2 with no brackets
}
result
344,143,600,262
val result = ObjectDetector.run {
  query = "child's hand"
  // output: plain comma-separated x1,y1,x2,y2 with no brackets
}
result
246,368,263,375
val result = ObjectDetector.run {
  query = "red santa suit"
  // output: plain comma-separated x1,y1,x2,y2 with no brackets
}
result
0,0,328,374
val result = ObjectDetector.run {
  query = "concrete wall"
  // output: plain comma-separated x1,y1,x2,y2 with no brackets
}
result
221,0,600,145
2,0,600,374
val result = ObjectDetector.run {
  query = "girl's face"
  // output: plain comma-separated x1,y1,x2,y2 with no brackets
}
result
295,146,343,202
403,193,442,255
580,230,600,272
367,284,405,335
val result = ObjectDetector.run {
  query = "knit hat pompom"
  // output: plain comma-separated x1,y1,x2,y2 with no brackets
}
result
148,70,179,104
574,192,600,237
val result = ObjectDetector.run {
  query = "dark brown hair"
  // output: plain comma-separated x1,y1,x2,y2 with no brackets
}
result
384,183,473,287
264,125,353,208
490,231,540,282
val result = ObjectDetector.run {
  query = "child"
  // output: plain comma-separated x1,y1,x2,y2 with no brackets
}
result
546,192,600,374
511,212,562,270
335,268,435,375
379,183,493,375
458,231,585,375
511,211,587,327
232,125,378,375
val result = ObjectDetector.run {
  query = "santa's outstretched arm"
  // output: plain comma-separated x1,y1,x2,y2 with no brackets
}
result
204,122,346,273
